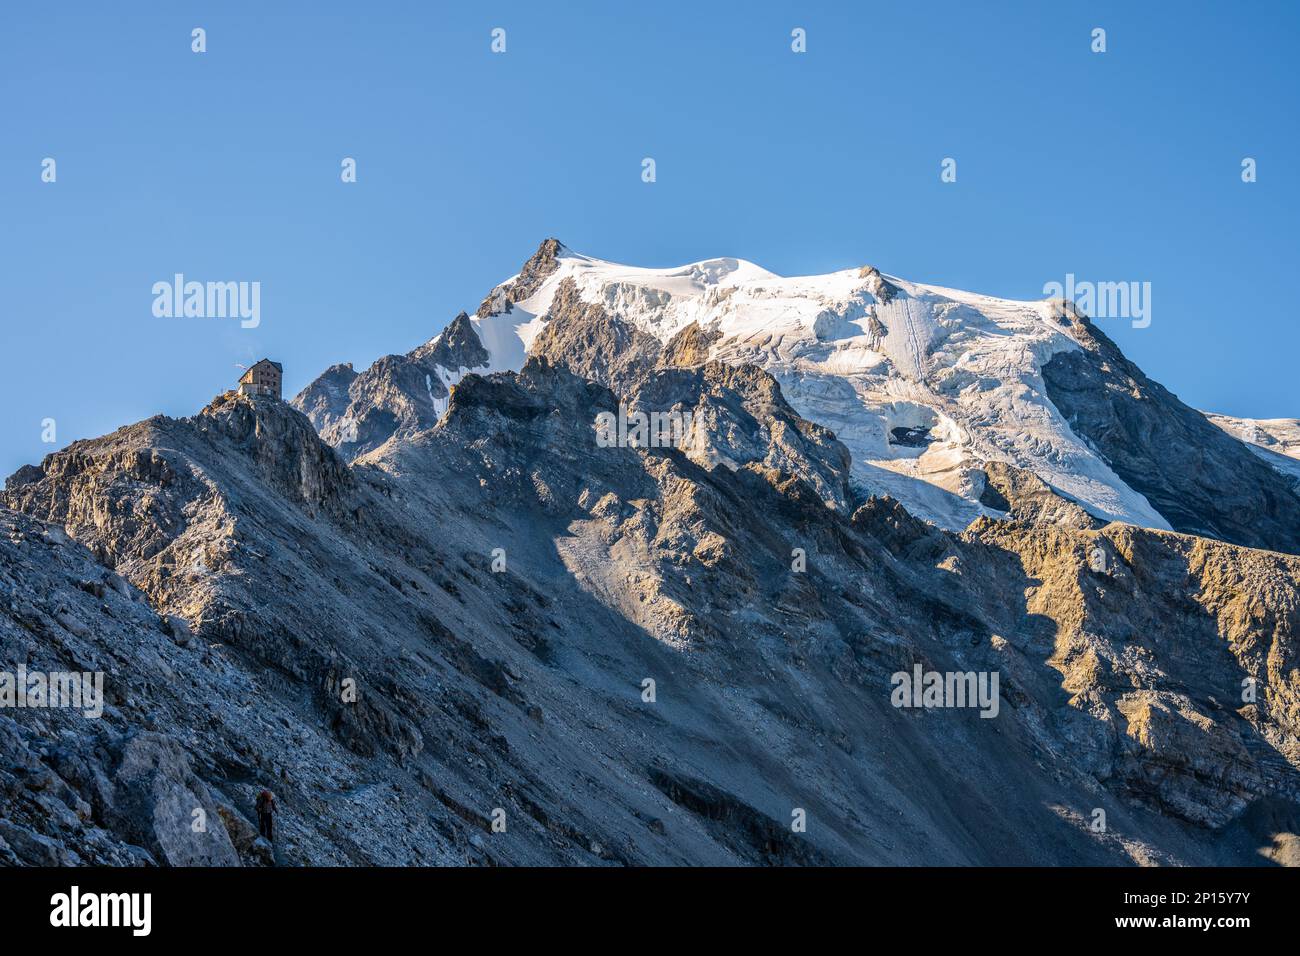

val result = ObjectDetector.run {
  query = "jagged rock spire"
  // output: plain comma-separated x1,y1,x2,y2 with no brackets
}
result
476,238,566,318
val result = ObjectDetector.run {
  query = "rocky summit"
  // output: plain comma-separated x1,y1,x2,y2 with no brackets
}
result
2,240,1299,867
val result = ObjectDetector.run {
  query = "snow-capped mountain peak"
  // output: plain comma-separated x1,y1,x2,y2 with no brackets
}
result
467,240,1158,531
294,239,1300,555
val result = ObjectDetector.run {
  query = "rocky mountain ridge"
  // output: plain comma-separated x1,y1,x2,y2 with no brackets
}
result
2,241,1298,867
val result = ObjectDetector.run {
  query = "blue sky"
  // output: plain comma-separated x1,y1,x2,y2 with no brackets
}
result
2,0,1297,476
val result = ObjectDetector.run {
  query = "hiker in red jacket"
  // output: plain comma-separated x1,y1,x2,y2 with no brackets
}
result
256,789,277,842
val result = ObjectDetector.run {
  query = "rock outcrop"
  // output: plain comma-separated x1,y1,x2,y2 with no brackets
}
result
529,278,663,393
978,461,1104,530
291,312,490,460
476,238,565,318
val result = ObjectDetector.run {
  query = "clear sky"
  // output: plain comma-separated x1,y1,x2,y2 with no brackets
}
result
2,0,1297,477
